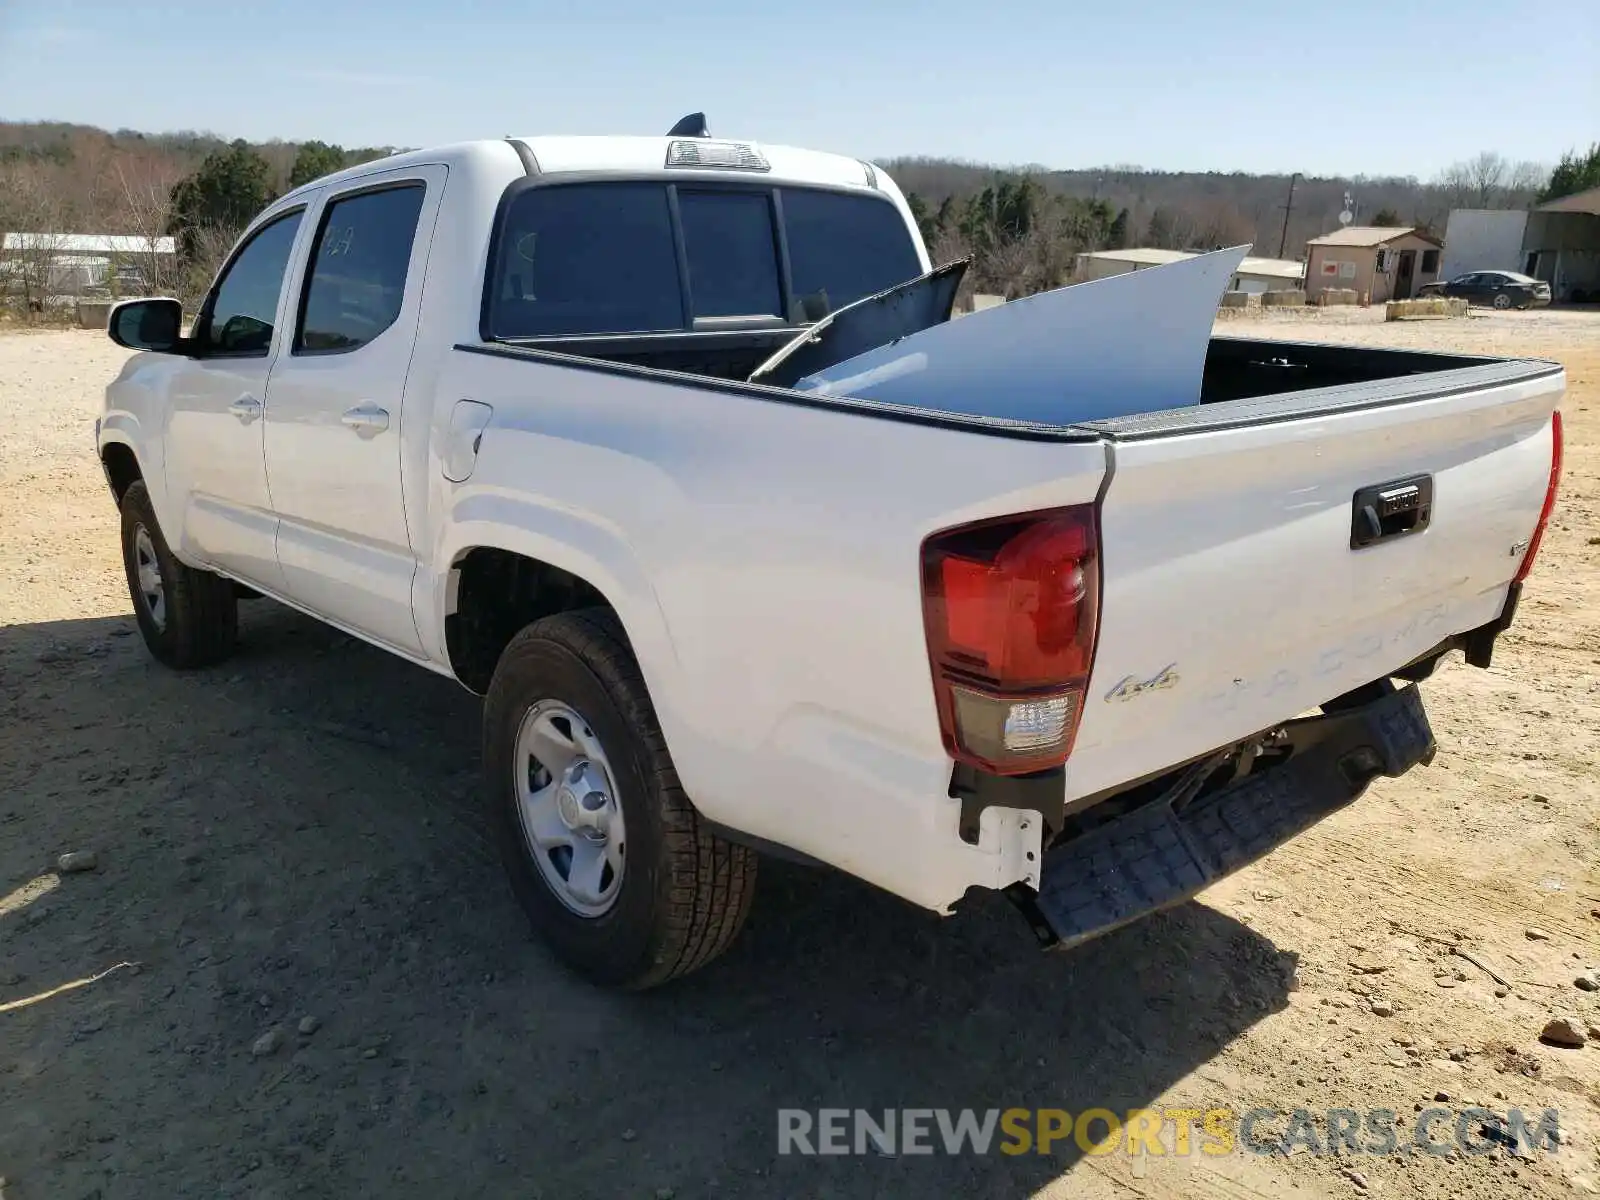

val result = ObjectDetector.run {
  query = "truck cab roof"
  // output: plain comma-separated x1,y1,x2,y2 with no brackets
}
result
511,135,886,192
278,135,901,209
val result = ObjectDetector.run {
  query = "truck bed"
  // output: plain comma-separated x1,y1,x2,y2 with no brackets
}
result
485,329,1551,423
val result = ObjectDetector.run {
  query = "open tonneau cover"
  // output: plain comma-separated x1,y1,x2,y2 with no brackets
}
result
748,261,968,390
757,247,1250,423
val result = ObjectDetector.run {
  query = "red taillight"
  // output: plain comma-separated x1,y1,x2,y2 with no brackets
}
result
1513,411,1563,584
920,506,1101,775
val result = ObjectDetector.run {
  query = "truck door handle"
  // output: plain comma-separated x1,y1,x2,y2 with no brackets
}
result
228,396,262,425
1350,474,1433,548
341,403,390,439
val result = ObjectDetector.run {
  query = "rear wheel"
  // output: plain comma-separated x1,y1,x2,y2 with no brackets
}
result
119,481,238,669
483,609,757,988
1492,293,1512,310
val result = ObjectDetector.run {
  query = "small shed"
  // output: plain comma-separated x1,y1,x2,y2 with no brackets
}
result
1074,248,1304,293
1304,227,1442,303
1233,256,1306,294
1073,248,1192,282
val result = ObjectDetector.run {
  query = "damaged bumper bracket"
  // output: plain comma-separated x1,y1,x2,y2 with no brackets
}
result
1026,683,1435,949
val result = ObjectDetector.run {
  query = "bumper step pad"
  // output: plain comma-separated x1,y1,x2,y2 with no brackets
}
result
1033,685,1434,948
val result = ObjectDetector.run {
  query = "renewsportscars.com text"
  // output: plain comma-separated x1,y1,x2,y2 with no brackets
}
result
777,1105,1562,1158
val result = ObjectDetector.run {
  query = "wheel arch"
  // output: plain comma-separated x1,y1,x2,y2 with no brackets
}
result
98,413,176,536
439,529,681,706
100,439,144,503
446,545,617,693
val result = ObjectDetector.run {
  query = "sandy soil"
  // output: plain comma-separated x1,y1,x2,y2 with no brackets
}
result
1,310,1596,1200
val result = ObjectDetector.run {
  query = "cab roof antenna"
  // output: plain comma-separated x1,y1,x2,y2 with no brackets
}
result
666,112,710,138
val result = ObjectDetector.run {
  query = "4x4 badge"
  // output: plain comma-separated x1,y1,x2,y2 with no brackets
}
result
1105,665,1180,702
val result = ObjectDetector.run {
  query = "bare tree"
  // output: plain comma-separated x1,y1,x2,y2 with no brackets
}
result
979,233,1043,298
178,221,244,308
0,162,71,315
1509,160,1549,200
72,130,121,229
1192,202,1256,250
1146,205,1200,250
928,225,977,307
112,155,182,296
1434,152,1545,210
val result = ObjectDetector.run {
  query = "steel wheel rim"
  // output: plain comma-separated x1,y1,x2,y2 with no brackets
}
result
513,699,626,917
133,525,166,630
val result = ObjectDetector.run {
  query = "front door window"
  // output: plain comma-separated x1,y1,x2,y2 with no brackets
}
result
197,212,304,355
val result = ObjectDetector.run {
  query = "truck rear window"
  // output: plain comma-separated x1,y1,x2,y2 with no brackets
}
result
781,189,923,320
492,183,685,337
679,190,783,319
488,182,920,340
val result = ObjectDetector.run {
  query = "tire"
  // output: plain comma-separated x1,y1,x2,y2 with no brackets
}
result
483,608,757,988
119,480,238,669
1492,293,1512,310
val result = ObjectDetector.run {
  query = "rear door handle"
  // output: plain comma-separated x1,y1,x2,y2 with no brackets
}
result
228,396,262,425
341,403,390,439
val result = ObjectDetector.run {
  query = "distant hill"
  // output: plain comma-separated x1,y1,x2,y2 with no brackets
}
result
882,157,1479,258
0,120,401,230
0,120,1547,307
1,120,1542,252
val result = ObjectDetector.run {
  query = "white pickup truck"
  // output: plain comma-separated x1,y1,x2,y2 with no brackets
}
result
98,124,1565,989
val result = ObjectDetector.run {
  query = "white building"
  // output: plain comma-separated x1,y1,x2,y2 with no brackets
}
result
1441,187,1600,302
1438,211,1529,280
1,232,178,297
1073,248,1304,293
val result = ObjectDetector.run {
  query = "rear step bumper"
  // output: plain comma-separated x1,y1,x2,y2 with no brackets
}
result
1026,684,1435,949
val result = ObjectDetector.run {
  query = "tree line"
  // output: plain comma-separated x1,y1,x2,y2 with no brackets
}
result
0,121,396,310
1,119,1595,312
892,146,1596,300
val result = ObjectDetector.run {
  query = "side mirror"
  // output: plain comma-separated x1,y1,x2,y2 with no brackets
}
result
108,297,186,353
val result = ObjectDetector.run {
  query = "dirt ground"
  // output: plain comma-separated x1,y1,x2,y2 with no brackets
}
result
1,309,1596,1200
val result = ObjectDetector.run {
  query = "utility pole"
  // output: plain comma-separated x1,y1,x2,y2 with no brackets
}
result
1277,172,1301,259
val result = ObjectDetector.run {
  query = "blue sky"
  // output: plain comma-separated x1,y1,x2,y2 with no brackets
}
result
1,0,1594,177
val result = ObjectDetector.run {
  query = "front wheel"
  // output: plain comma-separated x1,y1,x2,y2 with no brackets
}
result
483,609,757,989
119,481,238,669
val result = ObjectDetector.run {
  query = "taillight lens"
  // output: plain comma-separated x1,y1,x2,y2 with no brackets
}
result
1513,411,1563,584
920,506,1101,775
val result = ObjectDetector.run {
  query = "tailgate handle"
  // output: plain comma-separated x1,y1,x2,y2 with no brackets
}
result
1351,474,1433,548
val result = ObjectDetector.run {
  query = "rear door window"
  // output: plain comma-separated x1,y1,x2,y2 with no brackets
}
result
493,183,684,337
296,184,426,353
781,189,922,317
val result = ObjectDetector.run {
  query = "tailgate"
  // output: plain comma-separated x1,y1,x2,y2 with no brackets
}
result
1064,359,1564,802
